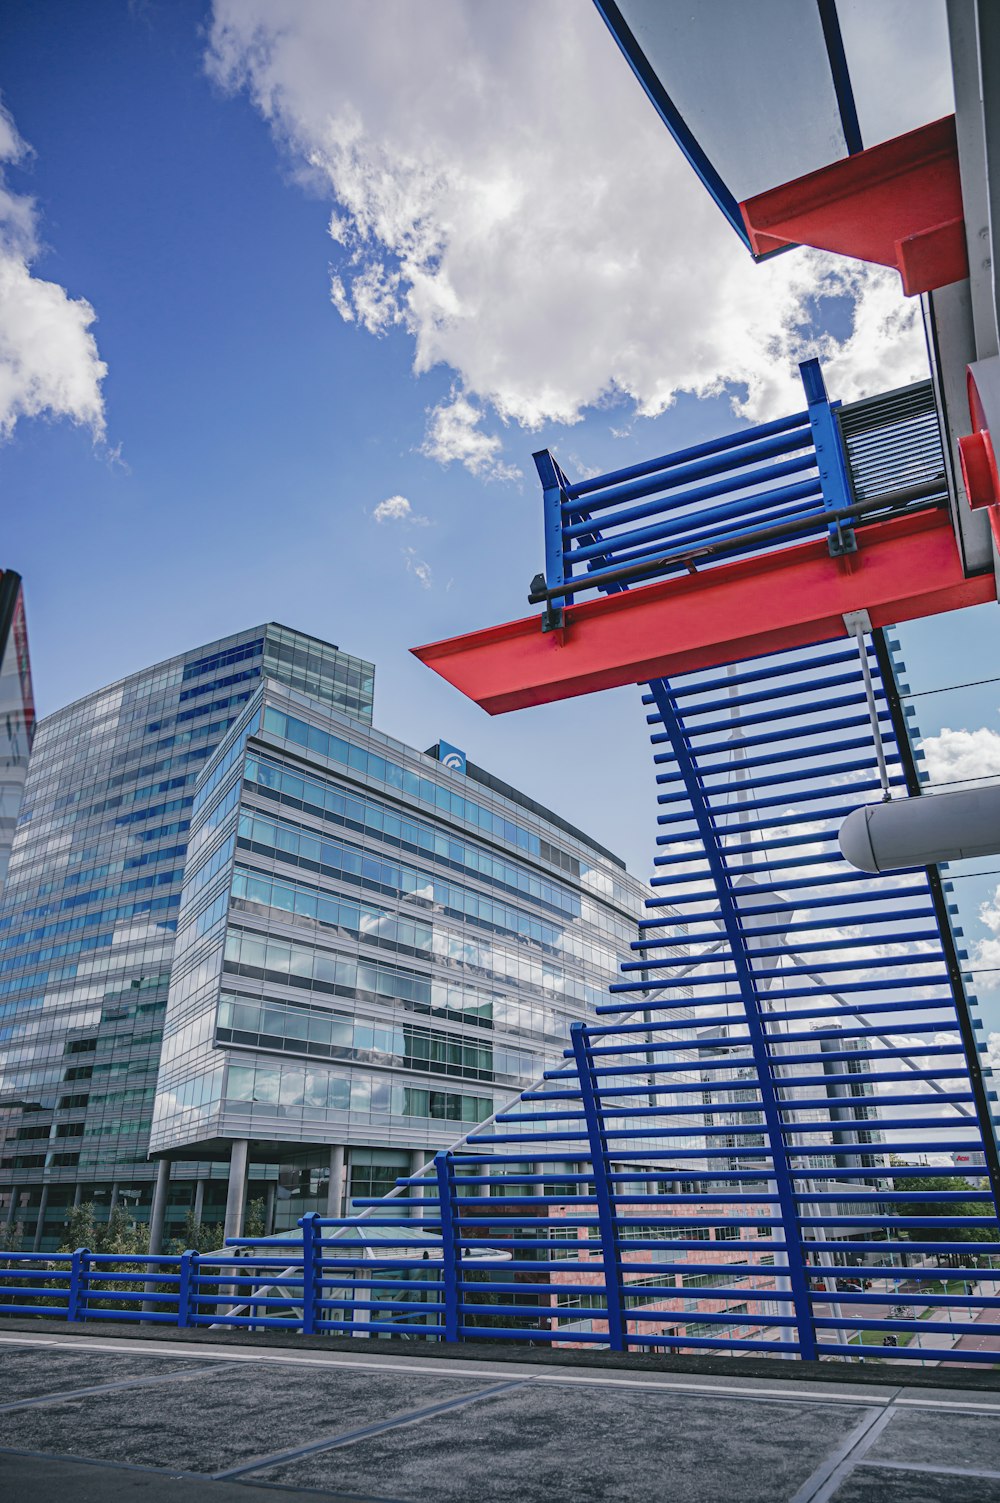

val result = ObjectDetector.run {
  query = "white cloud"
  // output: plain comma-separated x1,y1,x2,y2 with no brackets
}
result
973,886,1000,976
987,1032,1000,1072
420,390,520,482
918,724,1000,786
403,546,432,589
206,1,928,476
0,100,106,440
372,493,428,524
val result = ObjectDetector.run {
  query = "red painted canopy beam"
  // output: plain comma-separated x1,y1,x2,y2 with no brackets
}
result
412,510,995,715
740,116,968,297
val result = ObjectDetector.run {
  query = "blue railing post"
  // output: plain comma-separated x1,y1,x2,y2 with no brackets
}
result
533,449,570,630
299,1212,321,1335
66,1247,88,1323
177,1250,197,1328
435,1151,460,1342
800,357,855,556
570,1022,627,1351
645,677,819,1361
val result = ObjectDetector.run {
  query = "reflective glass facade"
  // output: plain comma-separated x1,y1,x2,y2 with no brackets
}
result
0,626,373,1248
150,679,645,1229
0,572,35,892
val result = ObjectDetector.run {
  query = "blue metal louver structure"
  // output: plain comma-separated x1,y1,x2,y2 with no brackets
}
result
382,362,1000,1362
5,367,998,1362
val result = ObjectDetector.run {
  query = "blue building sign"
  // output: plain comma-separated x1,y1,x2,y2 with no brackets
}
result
438,739,466,774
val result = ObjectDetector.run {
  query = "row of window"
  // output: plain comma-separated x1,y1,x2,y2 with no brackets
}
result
262,705,542,857
222,925,495,1025
225,865,599,1005
221,1060,491,1123
0,867,183,955
236,810,587,964
192,711,261,816
214,992,536,1082
0,896,178,999
244,752,582,921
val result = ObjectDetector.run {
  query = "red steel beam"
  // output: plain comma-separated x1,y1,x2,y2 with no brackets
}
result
740,116,968,297
412,510,995,715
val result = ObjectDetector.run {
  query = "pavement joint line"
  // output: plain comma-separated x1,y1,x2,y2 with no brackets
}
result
789,1399,902,1503
0,1359,247,1413
524,1372,889,1406
0,1333,902,1406
0,1445,407,1502
0,1336,888,1407
212,1377,535,1481
896,1394,1000,1411
2,1332,996,1413
239,1479,414,1502
859,1458,1000,1481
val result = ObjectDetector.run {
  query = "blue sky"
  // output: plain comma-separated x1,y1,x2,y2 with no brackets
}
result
4,0,1000,1035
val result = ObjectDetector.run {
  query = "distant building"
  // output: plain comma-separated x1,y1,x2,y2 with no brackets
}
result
147,676,644,1241
0,625,644,1250
0,571,35,893
0,625,375,1248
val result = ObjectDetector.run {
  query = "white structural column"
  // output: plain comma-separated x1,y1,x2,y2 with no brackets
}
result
147,1158,171,1254
223,1140,249,1242
409,1149,431,1220
31,1186,48,1252
327,1144,346,1221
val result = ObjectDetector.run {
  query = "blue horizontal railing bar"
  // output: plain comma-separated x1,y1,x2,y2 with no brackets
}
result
564,456,820,540
561,424,814,513
563,410,811,500
567,481,824,567
646,646,861,702
647,672,874,722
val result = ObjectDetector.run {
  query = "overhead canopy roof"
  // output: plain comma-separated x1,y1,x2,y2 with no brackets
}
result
594,0,862,249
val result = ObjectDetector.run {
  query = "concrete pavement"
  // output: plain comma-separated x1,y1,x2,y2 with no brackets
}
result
0,1327,999,1501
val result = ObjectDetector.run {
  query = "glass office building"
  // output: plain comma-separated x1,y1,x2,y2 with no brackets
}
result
148,676,645,1239
0,625,644,1249
0,571,35,893
0,625,374,1249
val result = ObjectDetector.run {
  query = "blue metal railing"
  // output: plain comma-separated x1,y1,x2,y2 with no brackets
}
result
530,363,946,611
3,374,997,1365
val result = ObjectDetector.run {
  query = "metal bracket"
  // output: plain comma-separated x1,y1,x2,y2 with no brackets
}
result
828,525,858,556
531,574,564,633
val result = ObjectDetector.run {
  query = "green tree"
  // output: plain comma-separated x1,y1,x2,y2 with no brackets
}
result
168,1211,224,1254
243,1198,267,1240
891,1174,994,1244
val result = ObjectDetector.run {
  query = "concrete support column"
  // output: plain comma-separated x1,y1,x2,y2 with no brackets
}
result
223,1140,249,1242
264,1181,276,1237
32,1186,49,1252
4,1187,17,1228
72,1183,82,1209
327,1144,346,1221
108,1182,119,1216
147,1159,170,1255
192,1178,205,1228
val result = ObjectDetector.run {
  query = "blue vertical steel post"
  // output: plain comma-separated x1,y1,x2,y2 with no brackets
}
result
800,358,854,556
77,1249,90,1324
435,1152,460,1342
570,1022,628,1351
533,450,569,620
66,1248,86,1323
177,1250,196,1328
645,678,818,1360
299,1213,321,1336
